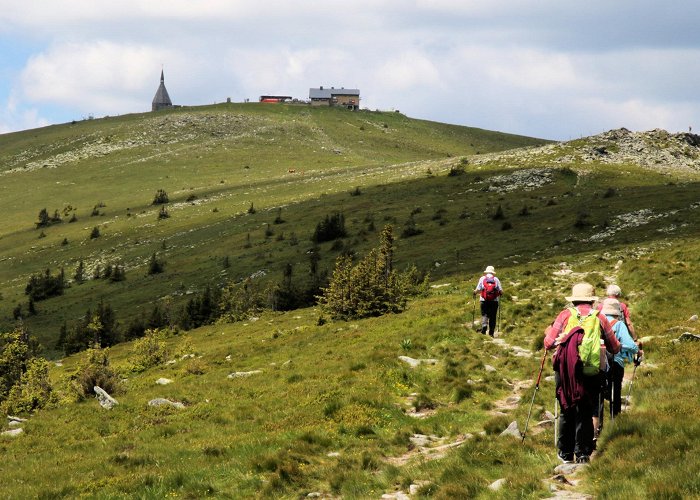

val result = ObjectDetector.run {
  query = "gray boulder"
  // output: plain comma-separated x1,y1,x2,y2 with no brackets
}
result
94,386,118,409
227,370,262,379
1,428,23,438
499,421,522,439
148,398,185,409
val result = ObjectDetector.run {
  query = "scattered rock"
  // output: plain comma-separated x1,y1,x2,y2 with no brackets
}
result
484,364,497,372
155,378,173,385
7,415,27,424
678,333,700,342
381,492,410,500
227,370,263,379
500,421,522,439
8,420,23,428
554,463,588,475
550,474,573,485
1,428,23,437
398,356,438,368
690,314,698,322
94,386,118,409
489,478,507,491
148,398,185,409
409,481,431,495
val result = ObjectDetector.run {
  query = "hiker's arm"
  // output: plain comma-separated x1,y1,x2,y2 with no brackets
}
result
618,323,638,356
622,303,638,340
544,310,569,350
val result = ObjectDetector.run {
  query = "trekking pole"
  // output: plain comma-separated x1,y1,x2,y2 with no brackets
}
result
554,395,559,447
624,354,642,412
610,381,615,428
471,298,476,330
522,348,548,443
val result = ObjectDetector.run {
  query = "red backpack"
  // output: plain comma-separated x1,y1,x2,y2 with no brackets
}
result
481,276,501,301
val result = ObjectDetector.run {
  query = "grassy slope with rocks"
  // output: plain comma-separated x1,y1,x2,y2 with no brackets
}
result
1,106,699,498
0,103,547,354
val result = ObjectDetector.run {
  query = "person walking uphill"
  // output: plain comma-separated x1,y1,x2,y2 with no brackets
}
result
597,284,638,341
473,265,502,336
600,298,641,417
544,283,620,464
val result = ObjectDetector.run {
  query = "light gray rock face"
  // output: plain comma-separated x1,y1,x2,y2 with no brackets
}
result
500,421,522,439
1,428,23,437
148,398,185,409
690,314,698,321
398,356,438,368
94,386,118,409
489,478,507,491
227,370,262,379
679,332,700,342
553,463,588,475
155,378,173,385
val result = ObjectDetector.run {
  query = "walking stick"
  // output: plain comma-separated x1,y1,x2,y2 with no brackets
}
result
554,395,559,447
471,298,476,330
624,354,641,412
522,348,548,443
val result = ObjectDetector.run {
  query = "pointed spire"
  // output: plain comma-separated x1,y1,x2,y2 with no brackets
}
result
152,68,173,111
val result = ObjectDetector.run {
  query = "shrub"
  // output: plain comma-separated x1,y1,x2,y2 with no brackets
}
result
157,206,170,220
1,358,54,415
401,215,422,238
147,252,164,275
319,226,429,320
0,328,41,405
218,278,265,323
25,268,66,301
492,204,505,220
152,189,169,205
69,347,121,400
312,212,346,243
448,165,466,176
89,226,100,239
130,329,169,372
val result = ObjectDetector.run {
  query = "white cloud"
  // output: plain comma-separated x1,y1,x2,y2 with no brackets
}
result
20,41,169,114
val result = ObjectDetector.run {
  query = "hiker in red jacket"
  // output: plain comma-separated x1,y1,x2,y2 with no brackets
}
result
544,283,620,464
473,265,503,337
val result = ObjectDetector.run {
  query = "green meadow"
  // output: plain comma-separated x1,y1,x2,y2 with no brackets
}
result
1,104,699,498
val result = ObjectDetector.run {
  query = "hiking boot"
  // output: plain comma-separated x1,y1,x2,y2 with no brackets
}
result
575,455,590,464
481,327,487,335
558,451,574,464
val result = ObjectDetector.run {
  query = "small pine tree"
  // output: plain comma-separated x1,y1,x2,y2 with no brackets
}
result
147,252,164,275
152,189,169,205
492,204,505,220
74,260,85,284
89,226,100,239
157,205,170,220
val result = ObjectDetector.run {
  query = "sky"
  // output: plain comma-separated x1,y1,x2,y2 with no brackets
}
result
1,1,698,141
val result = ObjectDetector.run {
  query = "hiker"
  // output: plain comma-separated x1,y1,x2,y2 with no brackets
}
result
600,298,642,416
473,265,502,336
597,284,637,341
544,283,620,464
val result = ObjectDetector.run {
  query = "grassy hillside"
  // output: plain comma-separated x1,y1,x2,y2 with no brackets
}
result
0,104,548,353
1,108,699,498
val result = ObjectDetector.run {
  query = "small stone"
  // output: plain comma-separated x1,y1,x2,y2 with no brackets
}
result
500,421,521,439
679,332,700,342
155,378,173,385
327,451,340,457
306,493,321,498
554,463,587,475
1,428,23,437
7,415,27,423
484,364,497,372
148,398,185,409
488,478,506,491
690,314,698,321
227,370,263,379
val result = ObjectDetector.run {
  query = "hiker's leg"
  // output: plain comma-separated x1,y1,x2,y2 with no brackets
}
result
575,374,599,458
479,301,488,334
612,363,624,416
554,373,574,460
488,301,498,336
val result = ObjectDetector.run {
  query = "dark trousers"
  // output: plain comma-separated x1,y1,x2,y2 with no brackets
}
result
555,372,600,458
480,300,499,335
609,362,625,416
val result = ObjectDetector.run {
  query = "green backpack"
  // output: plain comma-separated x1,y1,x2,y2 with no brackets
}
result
563,307,601,376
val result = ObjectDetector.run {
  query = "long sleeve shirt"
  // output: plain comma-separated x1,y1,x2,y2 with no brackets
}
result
605,314,639,367
544,303,621,354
